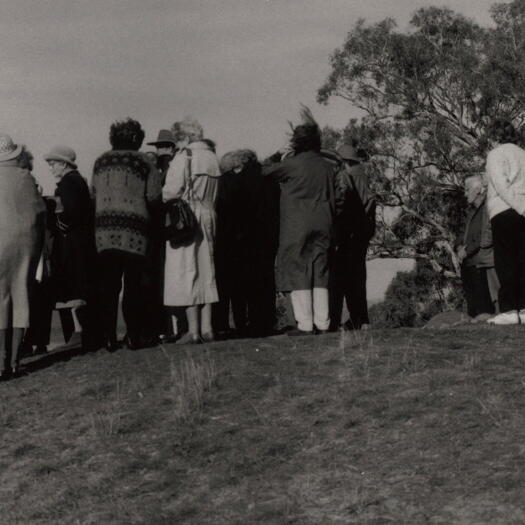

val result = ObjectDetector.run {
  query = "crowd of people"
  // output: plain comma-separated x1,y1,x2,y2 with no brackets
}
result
0,115,376,380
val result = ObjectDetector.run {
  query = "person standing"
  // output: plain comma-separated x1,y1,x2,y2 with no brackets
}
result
485,118,525,325
44,145,97,349
329,145,376,331
459,175,498,321
163,117,221,343
0,135,45,378
92,118,161,350
145,130,187,342
264,123,335,335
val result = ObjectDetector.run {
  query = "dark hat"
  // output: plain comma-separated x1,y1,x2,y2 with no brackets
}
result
337,144,361,162
147,129,176,146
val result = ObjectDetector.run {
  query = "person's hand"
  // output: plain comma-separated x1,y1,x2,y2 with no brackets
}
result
457,245,467,262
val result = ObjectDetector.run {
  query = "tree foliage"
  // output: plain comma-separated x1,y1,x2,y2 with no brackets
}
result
369,261,464,328
318,0,525,281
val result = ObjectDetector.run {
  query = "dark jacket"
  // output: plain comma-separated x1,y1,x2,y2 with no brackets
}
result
462,198,494,268
334,163,376,246
264,150,335,291
52,170,96,302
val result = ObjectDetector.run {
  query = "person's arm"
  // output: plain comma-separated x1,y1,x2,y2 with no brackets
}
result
486,149,525,215
145,161,163,204
262,160,288,182
162,152,187,202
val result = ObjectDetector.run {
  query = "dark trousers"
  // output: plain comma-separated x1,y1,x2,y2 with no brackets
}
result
25,280,54,347
142,240,175,339
97,250,145,343
213,254,276,336
461,264,494,317
243,256,276,336
330,242,369,330
492,209,525,312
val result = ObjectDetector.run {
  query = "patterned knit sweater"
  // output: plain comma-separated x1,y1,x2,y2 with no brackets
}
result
92,150,160,256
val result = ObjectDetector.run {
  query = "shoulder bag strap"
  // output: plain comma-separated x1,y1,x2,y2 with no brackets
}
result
185,148,196,201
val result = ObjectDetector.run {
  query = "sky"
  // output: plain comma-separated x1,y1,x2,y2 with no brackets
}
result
0,0,497,301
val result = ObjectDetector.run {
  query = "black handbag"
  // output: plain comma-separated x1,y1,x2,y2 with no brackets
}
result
164,150,198,247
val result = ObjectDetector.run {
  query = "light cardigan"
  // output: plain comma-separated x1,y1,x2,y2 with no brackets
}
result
485,143,525,219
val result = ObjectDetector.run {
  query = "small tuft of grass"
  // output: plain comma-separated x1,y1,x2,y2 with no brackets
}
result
90,380,127,438
165,349,217,422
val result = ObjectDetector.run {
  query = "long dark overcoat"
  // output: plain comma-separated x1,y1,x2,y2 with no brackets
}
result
264,151,335,291
52,170,96,303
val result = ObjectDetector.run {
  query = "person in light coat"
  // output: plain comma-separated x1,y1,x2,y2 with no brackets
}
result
0,134,45,378
163,117,221,343
485,118,525,325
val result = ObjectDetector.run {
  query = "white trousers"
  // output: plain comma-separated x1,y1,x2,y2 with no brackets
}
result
290,288,330,332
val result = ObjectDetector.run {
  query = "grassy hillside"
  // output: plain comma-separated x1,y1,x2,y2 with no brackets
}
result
1,326,525,523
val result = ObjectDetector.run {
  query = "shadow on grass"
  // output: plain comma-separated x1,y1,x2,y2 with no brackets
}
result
20,345,110,375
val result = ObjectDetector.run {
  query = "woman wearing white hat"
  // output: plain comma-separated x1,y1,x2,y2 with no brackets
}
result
0,134,45,379
45,145,96,350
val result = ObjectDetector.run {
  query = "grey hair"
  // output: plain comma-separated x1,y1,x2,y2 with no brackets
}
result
219,151,242,173
171,116,204,143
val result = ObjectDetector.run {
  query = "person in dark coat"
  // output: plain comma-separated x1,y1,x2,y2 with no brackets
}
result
264,124,335,335
329,145,376,331
459,175,499,321
213,151,246,337
214,149,279,337
45,145,97,350
238,150,280,336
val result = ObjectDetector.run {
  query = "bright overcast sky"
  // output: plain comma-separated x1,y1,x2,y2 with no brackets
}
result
0,0,498,301
1,0,494,195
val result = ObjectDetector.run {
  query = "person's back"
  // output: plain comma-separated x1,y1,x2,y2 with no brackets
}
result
279,150,333,203
276,151,334,251
0,164,44,244
486,142,525,219
93,149,152,257
264,121,335,335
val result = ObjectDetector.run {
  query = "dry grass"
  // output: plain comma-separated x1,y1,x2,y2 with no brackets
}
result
1,325,525,523
162,347,217,422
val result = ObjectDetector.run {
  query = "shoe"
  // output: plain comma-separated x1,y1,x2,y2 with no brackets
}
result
32,345,48,355
123,334,145,351
10,365,24,379
0,370,12,382
105,339,121,353
140,335,160,348
487,311,519,325
287,328,315,337
471,313,492,324
159,334,178,344
55,332,83,352
175,332,202,345
201,332,215,343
